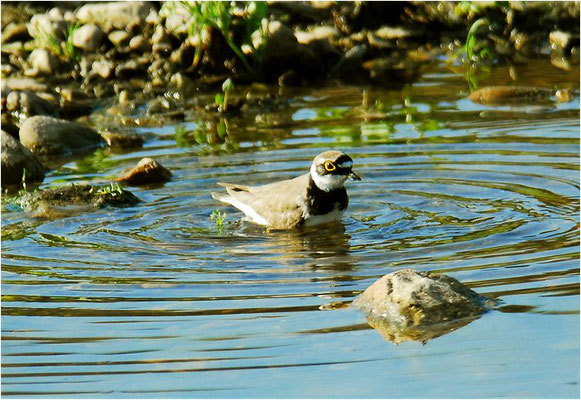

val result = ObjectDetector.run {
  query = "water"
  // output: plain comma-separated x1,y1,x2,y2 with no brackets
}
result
2,59,579,398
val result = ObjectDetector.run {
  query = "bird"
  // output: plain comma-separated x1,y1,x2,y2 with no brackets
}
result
211,150,361,230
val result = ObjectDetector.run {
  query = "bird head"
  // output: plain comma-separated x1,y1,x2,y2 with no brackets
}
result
310,150,361,192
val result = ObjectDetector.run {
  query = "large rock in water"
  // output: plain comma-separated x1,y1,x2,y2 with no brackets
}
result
1,130,46,187
352,269,495,344
15,183,141,218
19,116,104,155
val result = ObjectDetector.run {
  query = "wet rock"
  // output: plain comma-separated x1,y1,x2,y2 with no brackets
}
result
352,269,495,344
91,59,115,79
374,26,425,40
160,2,194,35
1,130,46,187
469,86,556,105
260,21,323,82
1,115,20,139
2,22,31,44
1,77,49,93
128,34,151,52
76,1,154,33
27,49,59,76
115,59,148,80
117,157,172,186
5,90,58,120
72,24,105,51
295,26,339,44
108,30,132,48
329,44,367,78
169,72,196,95
550,30,580,54
19,115,104,155
15,183,141,217
101,130,144,150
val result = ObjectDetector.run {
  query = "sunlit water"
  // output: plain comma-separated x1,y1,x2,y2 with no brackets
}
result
2,60,579,398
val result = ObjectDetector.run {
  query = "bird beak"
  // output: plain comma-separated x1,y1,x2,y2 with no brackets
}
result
348,171,361,181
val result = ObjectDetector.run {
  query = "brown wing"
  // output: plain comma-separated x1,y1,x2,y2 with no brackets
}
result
217,174,310,229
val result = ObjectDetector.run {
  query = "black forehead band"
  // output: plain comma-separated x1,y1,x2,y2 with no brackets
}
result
334,154,353,166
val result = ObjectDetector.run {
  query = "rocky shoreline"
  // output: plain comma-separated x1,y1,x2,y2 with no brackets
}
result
1,1,579,196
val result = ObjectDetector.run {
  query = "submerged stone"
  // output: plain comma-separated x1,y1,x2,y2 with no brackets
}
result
352,269,496,344
15,183,141,217
468,86,557,105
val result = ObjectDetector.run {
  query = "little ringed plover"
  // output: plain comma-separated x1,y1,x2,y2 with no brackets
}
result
212,150,361,229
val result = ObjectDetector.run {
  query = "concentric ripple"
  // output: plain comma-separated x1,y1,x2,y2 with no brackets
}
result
2,61,579,398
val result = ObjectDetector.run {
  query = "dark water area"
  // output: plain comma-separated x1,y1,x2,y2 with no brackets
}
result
2,59,579,398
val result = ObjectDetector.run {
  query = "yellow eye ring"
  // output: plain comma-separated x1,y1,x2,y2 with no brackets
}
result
324,161,336,172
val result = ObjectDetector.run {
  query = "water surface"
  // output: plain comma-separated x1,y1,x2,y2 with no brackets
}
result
2,59,579,398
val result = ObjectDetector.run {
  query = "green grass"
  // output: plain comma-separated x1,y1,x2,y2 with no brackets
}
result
32,21,81,60
210,208,227,232
167,1,267,73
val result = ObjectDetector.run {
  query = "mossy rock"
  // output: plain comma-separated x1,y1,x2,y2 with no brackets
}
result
15,183,141,217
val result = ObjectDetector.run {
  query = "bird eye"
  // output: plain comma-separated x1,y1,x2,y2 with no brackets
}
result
324,161,336,172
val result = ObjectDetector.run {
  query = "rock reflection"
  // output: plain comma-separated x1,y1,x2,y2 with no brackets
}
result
364,314,481,345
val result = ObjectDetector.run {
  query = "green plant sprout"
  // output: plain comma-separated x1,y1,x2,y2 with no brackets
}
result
95,182,124,197
216,77,234,112
464,18,491,63
177,1,267,73
32,21,80,60
210,208,227,232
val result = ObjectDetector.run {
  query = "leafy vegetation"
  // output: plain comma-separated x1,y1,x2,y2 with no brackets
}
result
216,77,234,112
210,208,227,232
32,21,80,60
173,1,267,73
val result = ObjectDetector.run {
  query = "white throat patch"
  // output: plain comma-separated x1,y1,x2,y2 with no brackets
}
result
310,163,347,192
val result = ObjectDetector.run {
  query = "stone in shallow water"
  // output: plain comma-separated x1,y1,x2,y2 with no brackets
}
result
117,157,172,186
1,130,46,187
15,183,141,218
352,269,496,344
19,115,104,155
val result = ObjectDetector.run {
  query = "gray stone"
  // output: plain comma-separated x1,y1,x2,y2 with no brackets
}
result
1,77,49,93
117,157,171,186
5,91,58,119
1,130,46,186
128,34,151,52
295,25,339,44
259,21,323,82
28,48,59,76
108,30,132,48
19,115,104,155
101,130,144,149
330,44,367,77
76,1,153,33
72,24,105,51
550,30,579,53
2,22,31,44
91,59,115,79
352,269,495,344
